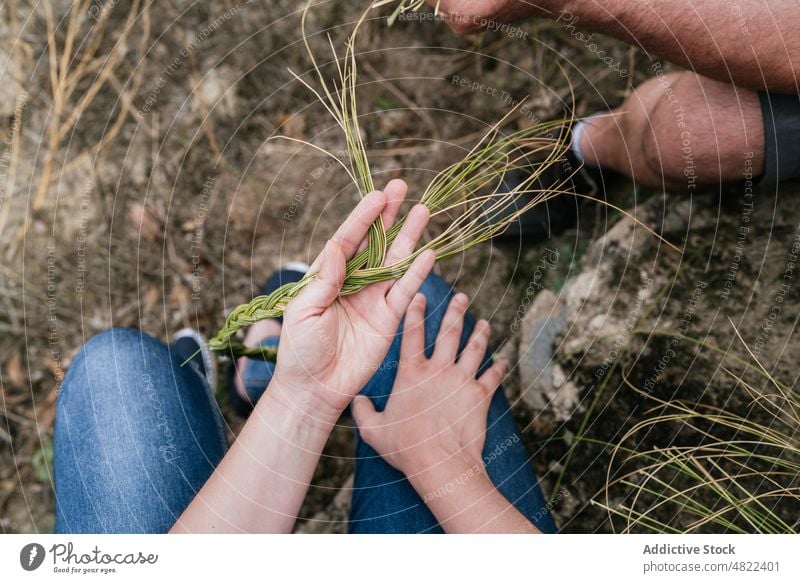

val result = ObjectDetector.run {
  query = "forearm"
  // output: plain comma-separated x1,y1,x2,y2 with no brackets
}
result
407,455,541,533
171,387,334,533
552,0,800,92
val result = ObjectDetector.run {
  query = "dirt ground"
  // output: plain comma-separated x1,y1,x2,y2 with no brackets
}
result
3,1,795,534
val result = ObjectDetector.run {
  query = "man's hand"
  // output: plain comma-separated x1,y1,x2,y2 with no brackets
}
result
271,180,435,426
352,292,506,476
430,0,550,35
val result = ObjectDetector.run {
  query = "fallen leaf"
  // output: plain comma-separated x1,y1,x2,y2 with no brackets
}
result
277,112,306,140
4,352,26,390
128,202,163,241
143,286,160,313
170,280,190,311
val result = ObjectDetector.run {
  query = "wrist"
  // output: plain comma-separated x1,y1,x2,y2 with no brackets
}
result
258,377,343,433
405,451,486,503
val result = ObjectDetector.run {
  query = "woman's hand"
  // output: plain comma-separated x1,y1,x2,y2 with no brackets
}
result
175,180,435,534
351,292,506,477
271,180,435,426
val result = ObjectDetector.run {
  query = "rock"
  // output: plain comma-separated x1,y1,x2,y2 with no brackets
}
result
518,289,570,413
513,188,800,437
548,365,581,422
193,66,240,118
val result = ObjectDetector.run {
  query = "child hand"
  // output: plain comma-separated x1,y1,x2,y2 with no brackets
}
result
352,292,506,476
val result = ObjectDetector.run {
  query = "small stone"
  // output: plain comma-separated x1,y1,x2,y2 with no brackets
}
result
518,289,566,411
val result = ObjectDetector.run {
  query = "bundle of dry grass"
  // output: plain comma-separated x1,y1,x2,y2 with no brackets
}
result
600,325,800,533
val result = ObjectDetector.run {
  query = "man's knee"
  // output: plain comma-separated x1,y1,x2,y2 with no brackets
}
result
635,72,763,184
629,72,697,183
82,327,159,353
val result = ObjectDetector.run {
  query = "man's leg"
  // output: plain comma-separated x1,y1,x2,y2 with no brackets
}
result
54,328,228,533
349,274,557,533
574,71,766,189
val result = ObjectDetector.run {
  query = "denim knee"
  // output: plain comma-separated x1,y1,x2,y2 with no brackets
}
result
59,328,160,407
55,327,227,533
63,328,206,409
57,327,226,459
416,273,454,318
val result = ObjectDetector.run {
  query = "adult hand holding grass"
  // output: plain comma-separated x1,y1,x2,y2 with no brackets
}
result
271,180,435,423
173,180,433,534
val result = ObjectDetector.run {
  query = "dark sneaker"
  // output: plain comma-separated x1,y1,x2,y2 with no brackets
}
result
487,150,604,242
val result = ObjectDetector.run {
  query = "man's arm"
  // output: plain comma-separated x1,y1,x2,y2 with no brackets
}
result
569,0,800,93
435,0,800,93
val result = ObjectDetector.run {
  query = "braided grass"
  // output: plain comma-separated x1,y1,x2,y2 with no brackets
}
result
208,1,577,360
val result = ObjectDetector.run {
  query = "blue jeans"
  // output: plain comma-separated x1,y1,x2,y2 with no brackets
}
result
54,274,556,533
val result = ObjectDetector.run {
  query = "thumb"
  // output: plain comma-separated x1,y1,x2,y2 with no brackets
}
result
295,239,346,314
352,395,381,445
